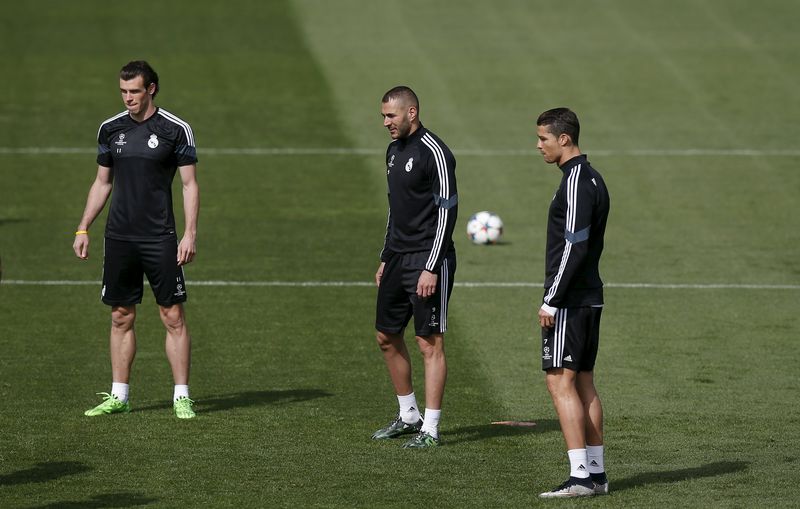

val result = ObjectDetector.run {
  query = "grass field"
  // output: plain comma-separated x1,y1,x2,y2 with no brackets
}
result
1,1,799,507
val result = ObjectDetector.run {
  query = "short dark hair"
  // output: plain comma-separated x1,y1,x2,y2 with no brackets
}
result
537,107,580,146
382,86,419,110
120,60,159,98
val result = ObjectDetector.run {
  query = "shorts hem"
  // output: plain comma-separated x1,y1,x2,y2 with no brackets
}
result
376,324,404,335
414,328,447,337
102,298,142,307
156,297,188,307
542,363,593,372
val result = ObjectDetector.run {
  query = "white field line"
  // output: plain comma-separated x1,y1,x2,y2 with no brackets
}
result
2,279,799,290
2,147,800,157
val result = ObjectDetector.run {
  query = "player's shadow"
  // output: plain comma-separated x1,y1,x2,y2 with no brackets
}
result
613,460,749,492
25,492,156,509
445,419,561,444
135,389,333,413
0,461,91,486
200,389,334,413
0,217,28,227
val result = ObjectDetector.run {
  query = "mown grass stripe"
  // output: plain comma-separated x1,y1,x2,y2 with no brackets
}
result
2,147,800,157
3,279,798,289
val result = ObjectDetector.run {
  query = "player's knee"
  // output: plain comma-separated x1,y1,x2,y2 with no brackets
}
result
546,380,566,400
545,369,575,396
159,305,185,332
579,387,601,408
375,331,392,349
376,331,400,351
415,334,444,358
110,306,135,330
576,372,598,396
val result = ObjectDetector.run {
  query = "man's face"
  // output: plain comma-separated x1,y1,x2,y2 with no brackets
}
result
120,76,154,116
381,99,414,140
536,124,563,164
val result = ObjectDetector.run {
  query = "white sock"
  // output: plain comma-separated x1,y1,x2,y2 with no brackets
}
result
567,448,590,479
173,384,190,402
420,408,441,438
397,392,421,423
587,445,605,473
111,382,129,403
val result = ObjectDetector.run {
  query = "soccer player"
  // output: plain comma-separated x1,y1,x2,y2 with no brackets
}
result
73,60,199,419
534,108,610,497
371,86,458,448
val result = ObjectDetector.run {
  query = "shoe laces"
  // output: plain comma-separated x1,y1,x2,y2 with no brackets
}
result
175,397,194,407
95,392,122,405
384,415,403,428
553,479,573,492
413,432,433,443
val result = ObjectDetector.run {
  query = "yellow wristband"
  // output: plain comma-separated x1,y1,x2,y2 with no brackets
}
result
75,230,89,235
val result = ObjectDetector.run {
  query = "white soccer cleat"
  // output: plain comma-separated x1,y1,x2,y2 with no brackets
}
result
539,477,595,498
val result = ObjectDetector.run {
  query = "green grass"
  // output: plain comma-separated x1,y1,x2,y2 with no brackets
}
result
2,0,799,507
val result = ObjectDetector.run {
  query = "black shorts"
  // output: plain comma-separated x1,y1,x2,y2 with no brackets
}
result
376,251,456,337
102,237,187,307
541,306,602,372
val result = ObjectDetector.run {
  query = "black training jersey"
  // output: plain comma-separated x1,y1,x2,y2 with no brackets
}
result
96,108,197,241
543,154,610,308
380,125,458,273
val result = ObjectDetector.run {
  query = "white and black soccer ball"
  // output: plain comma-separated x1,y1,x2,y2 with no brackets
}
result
466,211,504,245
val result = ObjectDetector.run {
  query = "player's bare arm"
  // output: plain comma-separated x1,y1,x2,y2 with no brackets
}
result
73,165,113,260
177,164,199,266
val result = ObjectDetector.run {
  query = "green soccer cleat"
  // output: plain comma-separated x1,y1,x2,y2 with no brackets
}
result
402,431,440,448
173,397,196,419
84,392,130,416
371,415,423,440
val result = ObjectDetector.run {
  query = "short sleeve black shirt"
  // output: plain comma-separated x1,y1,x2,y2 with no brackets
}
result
97,108,197,241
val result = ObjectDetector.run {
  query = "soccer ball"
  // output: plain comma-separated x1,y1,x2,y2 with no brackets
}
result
466,211,503,244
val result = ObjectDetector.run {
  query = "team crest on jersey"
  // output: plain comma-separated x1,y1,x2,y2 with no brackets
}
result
115,133,126,146
405,158,414,172
148,134,159,149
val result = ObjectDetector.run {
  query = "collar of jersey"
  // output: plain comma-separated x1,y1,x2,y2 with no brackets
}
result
127,106,159,126
559,153,588,173
397,124,426,146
